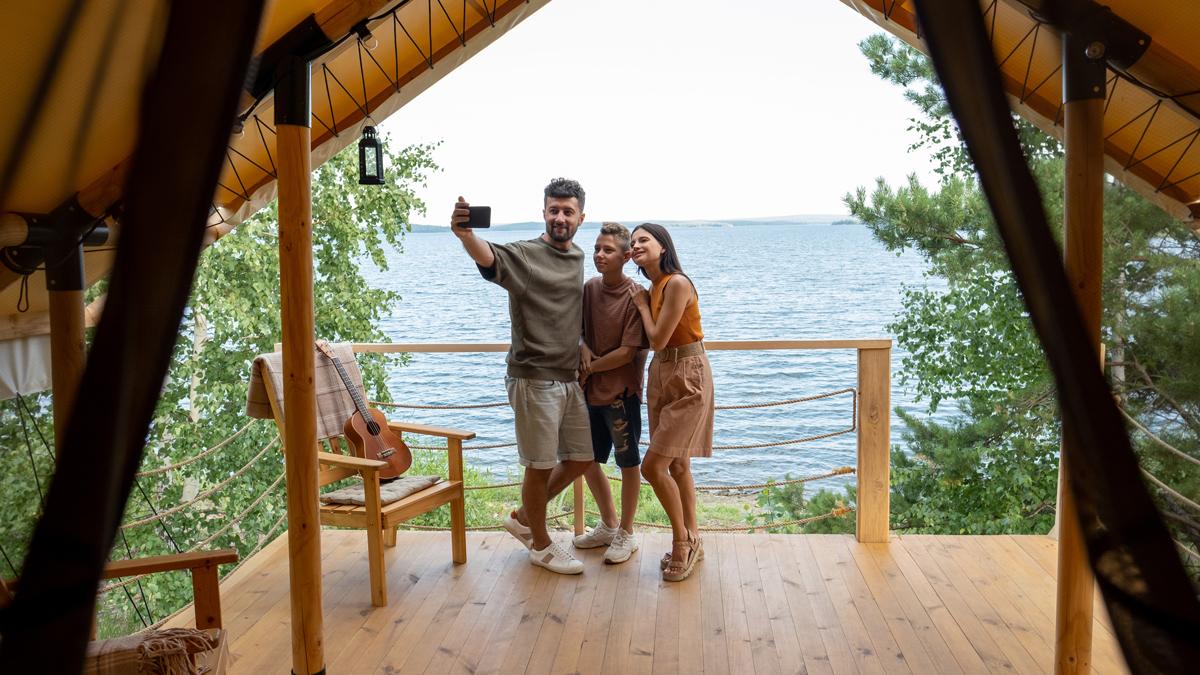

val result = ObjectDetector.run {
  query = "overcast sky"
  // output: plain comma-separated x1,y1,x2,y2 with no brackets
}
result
381,0,939,224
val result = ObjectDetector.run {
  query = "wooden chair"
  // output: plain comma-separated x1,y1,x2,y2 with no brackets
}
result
258,347,474,607
1,549,237,673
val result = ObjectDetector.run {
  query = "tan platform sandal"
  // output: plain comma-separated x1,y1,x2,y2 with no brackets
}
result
662,534,703,582
660,534,705,570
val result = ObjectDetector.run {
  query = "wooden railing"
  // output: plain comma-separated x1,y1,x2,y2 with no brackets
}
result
354,339,892,543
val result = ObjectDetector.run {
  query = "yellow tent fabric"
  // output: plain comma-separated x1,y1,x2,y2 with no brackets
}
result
3,0,1199,324
0,0,549,320
841,0,1200,226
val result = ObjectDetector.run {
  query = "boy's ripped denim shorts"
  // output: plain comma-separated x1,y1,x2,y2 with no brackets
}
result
587,394,642,468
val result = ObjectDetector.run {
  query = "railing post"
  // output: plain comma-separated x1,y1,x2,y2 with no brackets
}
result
573,476,585,536
857,346,891,543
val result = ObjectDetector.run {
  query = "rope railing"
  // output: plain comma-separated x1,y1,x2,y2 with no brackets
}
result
101,472,287,594
372,400,510,410
396,510,574,532
120,436,280,530
394,387,857,452
1142,468,1200,513
584,506,855,533
410,440,516,451
459,466,856,494
1176,539,1200,564
1122,409,1200,469
410,426,856,453
606,466,856,492
135,420,261,477
371,387,857,412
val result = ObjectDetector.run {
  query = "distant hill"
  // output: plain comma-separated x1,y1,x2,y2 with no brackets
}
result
409,214,854,232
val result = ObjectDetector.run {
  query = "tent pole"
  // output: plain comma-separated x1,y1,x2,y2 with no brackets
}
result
1055,31,1104,675
276,57,325,675
46,243,86,458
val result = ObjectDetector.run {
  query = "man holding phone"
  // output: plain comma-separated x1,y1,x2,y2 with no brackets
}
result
451,178,594,575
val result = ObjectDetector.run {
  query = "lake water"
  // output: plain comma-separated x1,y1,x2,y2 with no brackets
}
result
363,222,944,488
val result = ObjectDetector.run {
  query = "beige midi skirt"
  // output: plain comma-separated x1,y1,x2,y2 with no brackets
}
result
646,351,715,458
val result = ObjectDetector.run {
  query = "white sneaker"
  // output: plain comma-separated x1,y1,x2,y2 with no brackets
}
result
503,513,534,549
604,529,639,564
529,541,584,575
573,523,618,549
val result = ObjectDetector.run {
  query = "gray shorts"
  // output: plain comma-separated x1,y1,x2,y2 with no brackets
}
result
504,376,594,470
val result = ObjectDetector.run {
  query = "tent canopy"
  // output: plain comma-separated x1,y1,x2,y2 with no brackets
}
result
0,0,548,325
2,0,1199,328
843,0,1200,225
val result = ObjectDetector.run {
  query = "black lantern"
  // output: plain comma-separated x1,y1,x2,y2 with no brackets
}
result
358,125,384,185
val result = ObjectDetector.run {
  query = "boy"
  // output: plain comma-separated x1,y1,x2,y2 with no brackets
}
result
574,222,649,564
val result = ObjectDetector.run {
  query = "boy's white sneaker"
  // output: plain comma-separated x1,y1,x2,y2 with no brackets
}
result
530,541,584,575
573,523,618,549
604,529,639,564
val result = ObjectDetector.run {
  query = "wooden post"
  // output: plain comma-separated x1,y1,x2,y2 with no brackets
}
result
573,476,585,536
448,438,467,563
1055,36,1104,672
856,346,890,543
276,58,324,675
47,285,85,457
191,564,222,629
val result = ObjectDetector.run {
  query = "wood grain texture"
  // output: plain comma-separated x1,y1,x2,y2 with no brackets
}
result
160,532,1132,674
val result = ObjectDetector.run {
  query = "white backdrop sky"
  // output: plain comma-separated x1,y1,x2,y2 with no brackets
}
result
380,0,939,224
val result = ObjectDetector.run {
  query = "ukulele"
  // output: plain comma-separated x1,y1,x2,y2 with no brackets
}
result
315,341,412,480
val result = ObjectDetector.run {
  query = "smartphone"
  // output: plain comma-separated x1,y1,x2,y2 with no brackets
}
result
464,205,491,228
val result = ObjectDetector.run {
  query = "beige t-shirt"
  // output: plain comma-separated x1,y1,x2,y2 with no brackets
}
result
582,275,648,406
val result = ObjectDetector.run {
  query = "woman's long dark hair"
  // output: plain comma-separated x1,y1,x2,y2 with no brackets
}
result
632,222,683,276
631,223,697,293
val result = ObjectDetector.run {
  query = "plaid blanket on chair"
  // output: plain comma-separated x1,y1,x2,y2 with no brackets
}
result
246,342,366,441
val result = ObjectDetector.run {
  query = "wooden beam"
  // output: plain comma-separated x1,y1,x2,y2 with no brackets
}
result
101,550,238,579
47,288,85,457
0,214,27,248
0,295,104,342
1055,94,1103,675
278,116,324,673
856,347,891,543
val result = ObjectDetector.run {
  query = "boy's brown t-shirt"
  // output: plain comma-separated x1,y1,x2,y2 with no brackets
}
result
582,275,648,406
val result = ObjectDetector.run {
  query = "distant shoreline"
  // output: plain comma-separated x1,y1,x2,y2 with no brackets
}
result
408,215,859,233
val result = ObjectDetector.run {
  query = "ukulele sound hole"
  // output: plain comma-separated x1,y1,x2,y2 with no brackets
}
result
366,420,381,435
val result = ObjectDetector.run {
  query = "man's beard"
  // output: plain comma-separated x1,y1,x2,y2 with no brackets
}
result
547,223,573,242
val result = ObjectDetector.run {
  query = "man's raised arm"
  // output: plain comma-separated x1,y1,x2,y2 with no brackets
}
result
451,196,495,269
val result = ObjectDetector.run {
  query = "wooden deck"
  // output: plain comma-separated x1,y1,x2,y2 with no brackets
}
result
166,530,1130,674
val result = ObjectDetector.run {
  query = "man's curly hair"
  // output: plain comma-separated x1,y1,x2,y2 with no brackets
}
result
544,177,585,209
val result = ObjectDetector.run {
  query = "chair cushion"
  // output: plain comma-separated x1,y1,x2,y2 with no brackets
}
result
320,475,442,506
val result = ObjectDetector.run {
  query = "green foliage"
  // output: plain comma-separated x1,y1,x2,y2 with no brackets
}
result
850,34,1200,553
745,478,855,534
0,136,438,637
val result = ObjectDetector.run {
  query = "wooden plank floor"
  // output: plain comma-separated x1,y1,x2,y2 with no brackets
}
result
166,530,1130,674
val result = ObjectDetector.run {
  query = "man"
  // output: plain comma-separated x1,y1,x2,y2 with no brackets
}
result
451,178,594,574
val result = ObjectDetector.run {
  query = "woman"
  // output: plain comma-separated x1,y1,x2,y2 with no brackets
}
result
627,223,715,582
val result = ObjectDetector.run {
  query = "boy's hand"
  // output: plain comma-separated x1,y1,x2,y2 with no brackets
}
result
450,196,472,239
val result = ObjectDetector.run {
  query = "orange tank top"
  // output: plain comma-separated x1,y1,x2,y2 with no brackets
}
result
650,273,704,347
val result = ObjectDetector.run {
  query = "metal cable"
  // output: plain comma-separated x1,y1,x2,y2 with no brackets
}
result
100,473,285,594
